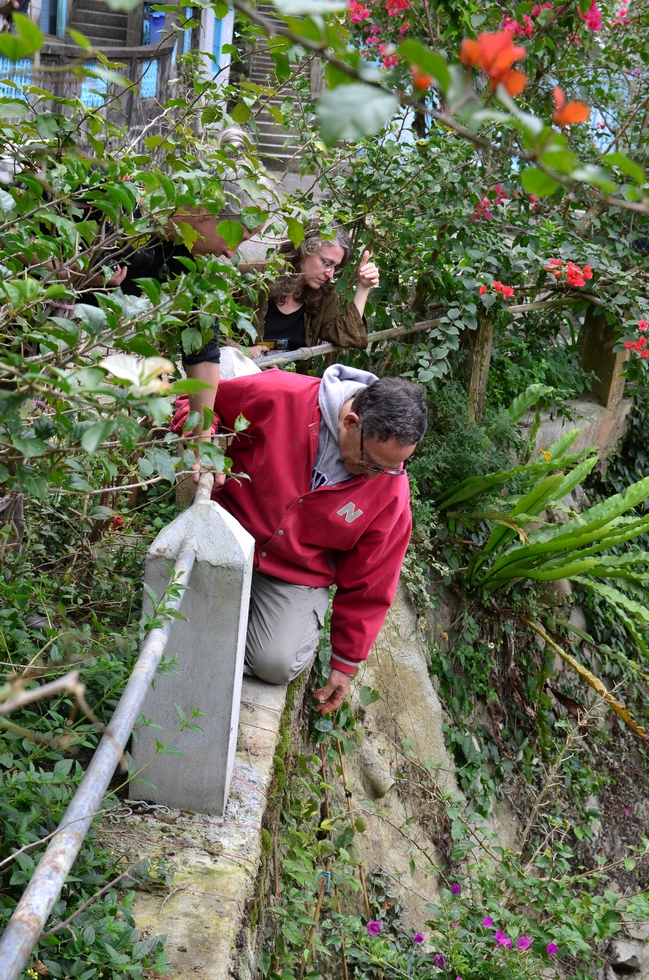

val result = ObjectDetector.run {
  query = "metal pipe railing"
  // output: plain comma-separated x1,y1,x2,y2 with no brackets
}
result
0,472,215,980
253,317,442,368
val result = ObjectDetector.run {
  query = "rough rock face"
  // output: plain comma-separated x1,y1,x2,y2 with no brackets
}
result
320,583,459,926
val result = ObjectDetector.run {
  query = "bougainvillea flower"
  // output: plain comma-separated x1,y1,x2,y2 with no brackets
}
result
583,264,593,279
367,920,382,935
479,285,488,294
412,66,433,90
413,933,424,943
641,349,649,359
450,884,462,894
552,87,589,126
578,0,603,29
385,0,408,15
547,942,558,955
501,284,515,298
638,319,648,331
482,916,494,928
495,929,512,948
459,31,527,95
517,936,532,950
433,954,446,967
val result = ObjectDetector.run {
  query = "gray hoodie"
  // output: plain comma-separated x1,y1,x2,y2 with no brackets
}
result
311,363,378,490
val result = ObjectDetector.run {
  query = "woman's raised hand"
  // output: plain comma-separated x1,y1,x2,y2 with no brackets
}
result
357,250,380,290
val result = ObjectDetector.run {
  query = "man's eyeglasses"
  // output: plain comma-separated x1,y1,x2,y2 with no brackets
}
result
358,427,406,476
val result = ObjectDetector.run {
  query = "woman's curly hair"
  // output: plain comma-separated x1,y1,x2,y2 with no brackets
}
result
268,227,353,313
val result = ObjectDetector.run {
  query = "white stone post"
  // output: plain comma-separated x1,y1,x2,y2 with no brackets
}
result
131,494,254,815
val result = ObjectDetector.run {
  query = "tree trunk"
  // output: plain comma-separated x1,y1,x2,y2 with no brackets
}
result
467,317,494,423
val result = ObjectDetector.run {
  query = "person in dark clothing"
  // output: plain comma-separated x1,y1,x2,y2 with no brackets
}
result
103,205,261,449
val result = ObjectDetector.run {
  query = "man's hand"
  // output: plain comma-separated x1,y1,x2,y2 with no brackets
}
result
314,668,352,715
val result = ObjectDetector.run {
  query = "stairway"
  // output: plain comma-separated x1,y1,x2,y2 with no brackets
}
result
67,0,129,48
247,4,311,172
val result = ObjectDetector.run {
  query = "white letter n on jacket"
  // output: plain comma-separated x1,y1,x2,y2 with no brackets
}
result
337,502,363,524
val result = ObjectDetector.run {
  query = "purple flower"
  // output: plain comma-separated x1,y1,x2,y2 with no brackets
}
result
547,942,558,956
517,936,532,951
450,883,462,895
482,916,494,928
413,933,424,943
495,929,512,949
450,922,458,928
433,954,446,967
366,920,382,936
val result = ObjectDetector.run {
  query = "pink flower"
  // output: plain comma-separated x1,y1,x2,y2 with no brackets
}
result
348,0,371,21
367,920,382,935
413,933,424,943
495,929,512,949
433,954,446,967
482,916,494,928
450,922,458,928
517,936,532,950
638,319,648,331
450,884,461,894
578,0,603,29
547,942,558,955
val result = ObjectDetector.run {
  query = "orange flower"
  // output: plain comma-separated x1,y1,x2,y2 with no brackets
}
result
459,31,527,95
552,87,589,126
412,66,433,90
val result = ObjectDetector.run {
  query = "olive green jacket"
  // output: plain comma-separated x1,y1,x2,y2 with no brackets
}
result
238,260,369,350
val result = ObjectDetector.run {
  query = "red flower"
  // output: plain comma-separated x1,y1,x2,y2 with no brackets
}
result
385,0,408,15
641,349,649,359
583,264,593,279
493,280,503,292
459,31,527,96
112,516,124,528
501,284,515,298
552,87,589,126
479,285,488,294
624,341,635,349
638,319,648,331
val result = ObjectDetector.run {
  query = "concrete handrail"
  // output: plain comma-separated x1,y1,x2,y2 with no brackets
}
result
0,540,198,980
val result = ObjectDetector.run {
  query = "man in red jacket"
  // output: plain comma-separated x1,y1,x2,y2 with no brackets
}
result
173,364,427,714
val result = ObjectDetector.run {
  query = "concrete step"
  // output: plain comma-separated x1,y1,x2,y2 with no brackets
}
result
70,21,126,42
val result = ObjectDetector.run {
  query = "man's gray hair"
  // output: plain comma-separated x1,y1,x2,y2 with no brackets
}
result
351,378,427,446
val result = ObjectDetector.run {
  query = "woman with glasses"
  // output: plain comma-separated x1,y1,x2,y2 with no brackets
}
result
240,227,379,358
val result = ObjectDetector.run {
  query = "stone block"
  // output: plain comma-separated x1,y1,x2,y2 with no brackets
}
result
579,305,629,409
131,499,254,815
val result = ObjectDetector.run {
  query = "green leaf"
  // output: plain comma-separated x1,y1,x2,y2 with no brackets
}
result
75,304,107,334
315,84,399,147
603,151,645,185
520,167,561,198
105,0,142,10
81,419,116,455
397,39,450,93
285,216,305,248
0,189,15,216
216,220,244,250
171,379,215,395
540,149,578,174
570,164,617,194
68,27,93,49
359,685,381,707
507,383,554,422
0,13,43,59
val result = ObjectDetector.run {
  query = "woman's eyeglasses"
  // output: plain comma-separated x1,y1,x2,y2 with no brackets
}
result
317,253,340,273
358,427,406,476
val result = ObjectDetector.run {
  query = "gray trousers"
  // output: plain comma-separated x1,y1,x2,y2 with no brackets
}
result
245,571,329,685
